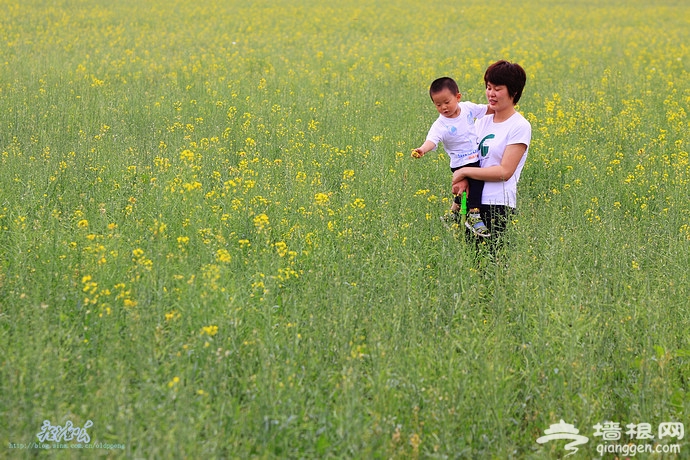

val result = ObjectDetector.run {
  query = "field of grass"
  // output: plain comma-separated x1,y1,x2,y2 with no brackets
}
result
1,0,689,458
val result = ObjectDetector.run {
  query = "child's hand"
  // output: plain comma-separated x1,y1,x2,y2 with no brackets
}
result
411,148,424,159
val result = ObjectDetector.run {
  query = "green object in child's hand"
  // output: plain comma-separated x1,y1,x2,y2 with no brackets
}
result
460,191,467,216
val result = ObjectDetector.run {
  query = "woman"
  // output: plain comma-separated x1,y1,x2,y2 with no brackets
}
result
452,60,531,242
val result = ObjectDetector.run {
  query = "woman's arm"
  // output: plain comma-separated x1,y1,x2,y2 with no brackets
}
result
451,143,527,193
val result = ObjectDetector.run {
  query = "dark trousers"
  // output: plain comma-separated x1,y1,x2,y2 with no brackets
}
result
472,205,515,256
451,161,484,210
480,205,513,238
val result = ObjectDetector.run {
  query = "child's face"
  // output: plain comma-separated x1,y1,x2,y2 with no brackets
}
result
430,88,462,118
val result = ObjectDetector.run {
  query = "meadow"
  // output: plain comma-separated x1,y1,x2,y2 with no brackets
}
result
1,0,689,458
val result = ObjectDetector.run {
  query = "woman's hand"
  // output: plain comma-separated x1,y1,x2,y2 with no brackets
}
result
452,175,469,195
452,168,466,182
451,168,468,195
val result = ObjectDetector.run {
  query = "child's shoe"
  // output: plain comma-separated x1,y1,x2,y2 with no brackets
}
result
465,212,490,237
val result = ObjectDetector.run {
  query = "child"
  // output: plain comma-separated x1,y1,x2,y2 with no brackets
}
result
412,77,491,237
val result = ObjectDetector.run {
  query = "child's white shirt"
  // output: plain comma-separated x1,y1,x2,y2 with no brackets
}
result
425,101,488,169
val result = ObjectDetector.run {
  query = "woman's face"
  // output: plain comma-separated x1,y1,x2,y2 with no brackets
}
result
485,82,514,112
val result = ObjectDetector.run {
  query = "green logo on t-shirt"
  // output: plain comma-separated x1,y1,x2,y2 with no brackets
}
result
479,134,495,157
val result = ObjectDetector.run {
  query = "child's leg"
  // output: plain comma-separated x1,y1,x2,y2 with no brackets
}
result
459,161,482,210
466,177,484,210
451,195,461,212
461,162,490,237
450,166,461,212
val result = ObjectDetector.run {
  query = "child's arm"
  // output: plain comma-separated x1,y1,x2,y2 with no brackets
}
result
478,103,494,117
411,140,436,158
469,102,494,118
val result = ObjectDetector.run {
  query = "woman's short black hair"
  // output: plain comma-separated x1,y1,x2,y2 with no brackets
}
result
484,60,527,104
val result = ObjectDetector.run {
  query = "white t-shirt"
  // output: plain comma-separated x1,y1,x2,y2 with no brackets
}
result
476,112,531,208
426,101,488,169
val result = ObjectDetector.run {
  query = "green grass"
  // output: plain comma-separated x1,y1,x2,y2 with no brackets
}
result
1,0,689,458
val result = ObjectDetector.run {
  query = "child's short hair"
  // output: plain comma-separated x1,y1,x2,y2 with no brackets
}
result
429,77,459,98
484,60,527,104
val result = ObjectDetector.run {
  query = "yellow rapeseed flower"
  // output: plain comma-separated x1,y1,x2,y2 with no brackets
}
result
201,325,218,336
215,249,232,263
253,213,270,232
314,192,330,206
